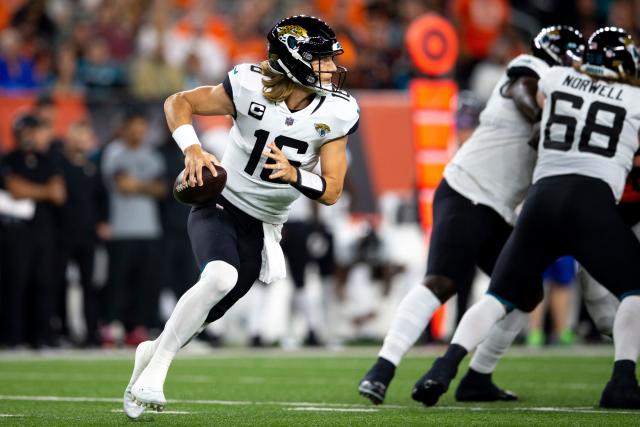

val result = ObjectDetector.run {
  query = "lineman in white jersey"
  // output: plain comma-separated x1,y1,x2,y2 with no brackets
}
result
121,15,359,419
414,27,640,410
359,26,585,405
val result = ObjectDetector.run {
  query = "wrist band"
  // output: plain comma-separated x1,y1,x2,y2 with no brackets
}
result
172,124,201,153
291,168,326,200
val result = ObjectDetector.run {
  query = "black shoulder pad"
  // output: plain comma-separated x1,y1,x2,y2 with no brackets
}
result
507,66,540,80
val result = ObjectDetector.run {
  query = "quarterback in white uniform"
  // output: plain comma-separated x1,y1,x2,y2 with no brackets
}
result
415,27,640,410
359,26,585,406
121,15,358,418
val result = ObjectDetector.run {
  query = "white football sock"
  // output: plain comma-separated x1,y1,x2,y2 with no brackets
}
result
578,267,619,336
127,340,159,388
451,294,506,352
469,309,528,374
135,261,238,390
613,295,640,362
378,285,442,366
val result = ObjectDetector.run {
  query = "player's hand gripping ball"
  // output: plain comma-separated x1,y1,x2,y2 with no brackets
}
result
173,165,227,206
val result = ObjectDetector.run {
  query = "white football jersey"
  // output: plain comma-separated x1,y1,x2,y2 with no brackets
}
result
220,64,359,224
535,66,640,201
444,54,549,224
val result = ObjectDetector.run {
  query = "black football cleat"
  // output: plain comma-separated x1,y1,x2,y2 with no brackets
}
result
411,357,458,407
599,378,640,409
358,358,396,405
412,378,447,407
455,370,518,402
358,379,388,405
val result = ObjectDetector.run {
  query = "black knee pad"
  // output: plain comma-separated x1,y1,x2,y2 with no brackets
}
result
516,285,544,313
424,275,456,303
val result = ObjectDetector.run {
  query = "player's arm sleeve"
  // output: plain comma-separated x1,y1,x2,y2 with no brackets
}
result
326,97,360,144
509,76,541,123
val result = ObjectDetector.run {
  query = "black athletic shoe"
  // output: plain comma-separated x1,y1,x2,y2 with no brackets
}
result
599,378,640,409
411,357,457,407
359,379,388,405
358,358,396,405
455,369,518,402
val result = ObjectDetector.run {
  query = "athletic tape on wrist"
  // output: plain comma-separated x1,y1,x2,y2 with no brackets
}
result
292,168,326,200
172,124,202,153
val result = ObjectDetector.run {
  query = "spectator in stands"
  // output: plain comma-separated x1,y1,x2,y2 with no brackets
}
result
0,114,65,348
53,121,106,347
10,0,58,44
182,52,207,90
94,0,142,64
78,37,127,102
79,36,127,142
0,27,39,91
452,0,510,89
161,1,230,83
226,0,272,64
101,110,167,346
44,43,85,97
130,39,184,101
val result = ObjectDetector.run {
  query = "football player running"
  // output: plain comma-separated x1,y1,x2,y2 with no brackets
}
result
122,15,359,418
358,26,584,405
412,27,640,410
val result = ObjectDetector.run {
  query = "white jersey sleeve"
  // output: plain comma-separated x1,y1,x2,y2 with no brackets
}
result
443,54,546,224
533,66,640,201
219,63,359,224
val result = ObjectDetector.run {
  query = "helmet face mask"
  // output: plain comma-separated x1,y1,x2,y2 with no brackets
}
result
580,27,639,82
531,25,585,67
267,15,347,95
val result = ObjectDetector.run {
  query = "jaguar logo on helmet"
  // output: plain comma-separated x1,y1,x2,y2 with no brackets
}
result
277,25,308,40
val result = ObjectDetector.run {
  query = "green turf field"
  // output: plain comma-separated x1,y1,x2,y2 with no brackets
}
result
0,346,637,426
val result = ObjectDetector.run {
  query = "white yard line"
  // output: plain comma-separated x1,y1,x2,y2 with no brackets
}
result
0,394,637,415
287,407,379,413
0,345,615,361
110,409,193,415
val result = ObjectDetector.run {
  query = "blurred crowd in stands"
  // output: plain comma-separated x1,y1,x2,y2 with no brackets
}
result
0,0,638,349
1,0,638,95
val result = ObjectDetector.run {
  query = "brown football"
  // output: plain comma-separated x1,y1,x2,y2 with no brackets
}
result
173,165,227,206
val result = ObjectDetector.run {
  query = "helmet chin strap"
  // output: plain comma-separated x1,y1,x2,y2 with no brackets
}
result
276,58,332,95
276,58,304,85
